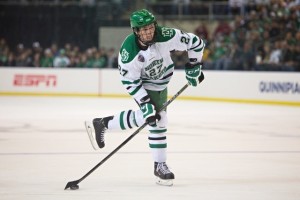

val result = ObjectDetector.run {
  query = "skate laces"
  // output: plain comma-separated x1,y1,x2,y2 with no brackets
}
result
99,120,107,142
157,163,171,175
94,119,106,143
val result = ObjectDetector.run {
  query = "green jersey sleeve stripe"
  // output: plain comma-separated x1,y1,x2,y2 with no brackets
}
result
121,79,141,85
192,36,198,44
166,63,174,71
128,84,142,95
194,46,204,52
189,39,203,51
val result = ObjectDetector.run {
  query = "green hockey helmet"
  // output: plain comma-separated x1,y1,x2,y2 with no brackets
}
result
130,9,156,29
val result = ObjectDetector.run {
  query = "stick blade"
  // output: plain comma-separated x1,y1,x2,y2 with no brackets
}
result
64,180,80,190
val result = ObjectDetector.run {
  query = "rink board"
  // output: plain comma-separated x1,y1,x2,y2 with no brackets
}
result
0,68,299,106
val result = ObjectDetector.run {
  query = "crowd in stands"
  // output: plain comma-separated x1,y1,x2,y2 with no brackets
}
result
194,0,300,71
0,40,118,68
0,0,299,71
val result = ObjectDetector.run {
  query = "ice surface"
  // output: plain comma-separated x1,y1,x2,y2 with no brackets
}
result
0,96,300,200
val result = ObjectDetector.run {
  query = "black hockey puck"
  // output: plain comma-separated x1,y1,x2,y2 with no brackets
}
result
70,185,79,190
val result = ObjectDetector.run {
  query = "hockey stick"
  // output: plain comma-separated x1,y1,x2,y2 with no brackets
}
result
64,73,204,190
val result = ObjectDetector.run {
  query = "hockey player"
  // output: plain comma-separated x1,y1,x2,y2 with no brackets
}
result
85,9,205,186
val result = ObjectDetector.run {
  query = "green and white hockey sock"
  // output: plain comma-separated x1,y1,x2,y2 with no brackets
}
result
148,126,167,162
107,110,144,130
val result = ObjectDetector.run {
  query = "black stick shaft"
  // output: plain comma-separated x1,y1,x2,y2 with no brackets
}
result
66,83,190,187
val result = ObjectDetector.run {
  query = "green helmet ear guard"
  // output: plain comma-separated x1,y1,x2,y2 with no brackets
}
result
130,9,156,29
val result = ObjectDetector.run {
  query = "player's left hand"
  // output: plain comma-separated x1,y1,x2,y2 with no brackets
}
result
185,62,202,87
141,102,157,126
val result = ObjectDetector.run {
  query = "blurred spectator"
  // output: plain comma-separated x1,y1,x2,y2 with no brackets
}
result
269,20,281,39
240,41,256,70
93,49,107,68
40,48,54,68
85,48,95,68
53,49,70,68
64,43,72,57
0,38,9,66
228,43,244,70
32,52,41,67
73,45,81,57
281,40,296,71
194,23,209,41
15,43,25,58
210,42,227,70
77,53,88,68
213,20,232,38
0,38,6,50
267,40,282,70
15,45,32,67
256,41,277,71
68,53,78,68
6,52,16,67
32,41,42,54
50,43,59,57
107,48,118,68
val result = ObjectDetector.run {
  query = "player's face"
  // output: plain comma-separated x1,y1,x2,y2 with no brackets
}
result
137,23,155,43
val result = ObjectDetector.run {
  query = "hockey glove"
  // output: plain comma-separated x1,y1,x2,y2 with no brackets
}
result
185,62,202,87
198,71,205,83
140,102,157,126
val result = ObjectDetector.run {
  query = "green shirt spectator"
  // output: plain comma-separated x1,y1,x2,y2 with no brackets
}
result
40,48,54,67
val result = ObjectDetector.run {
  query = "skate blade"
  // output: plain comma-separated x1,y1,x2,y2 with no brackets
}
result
156,178,173,186
84,121,99,150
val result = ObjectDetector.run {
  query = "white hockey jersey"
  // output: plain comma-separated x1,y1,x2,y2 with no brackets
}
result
118,26,205,105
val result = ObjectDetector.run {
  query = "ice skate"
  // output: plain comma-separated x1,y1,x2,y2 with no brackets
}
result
154,162,175,186
84,118,107,150
84,120,99,150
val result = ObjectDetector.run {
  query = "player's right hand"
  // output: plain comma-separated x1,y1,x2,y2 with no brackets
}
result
185,62,202,87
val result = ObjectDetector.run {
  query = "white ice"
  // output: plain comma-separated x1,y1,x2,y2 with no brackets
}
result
0,96,300,200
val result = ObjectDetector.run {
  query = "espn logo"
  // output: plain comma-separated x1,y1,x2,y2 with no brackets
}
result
13,74,57,87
